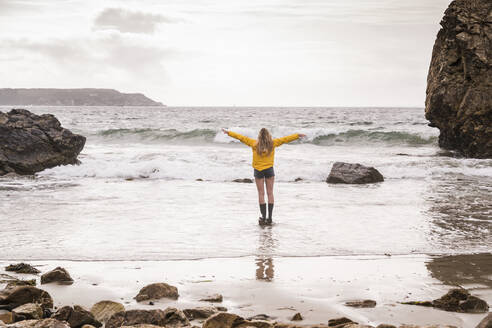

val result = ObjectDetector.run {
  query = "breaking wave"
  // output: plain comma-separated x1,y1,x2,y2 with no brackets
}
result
312,130,437,146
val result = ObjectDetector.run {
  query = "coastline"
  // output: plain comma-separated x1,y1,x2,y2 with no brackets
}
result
1,254,490,327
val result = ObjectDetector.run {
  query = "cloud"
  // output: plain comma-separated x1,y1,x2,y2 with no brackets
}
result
0,34,173,80
94,8,177,34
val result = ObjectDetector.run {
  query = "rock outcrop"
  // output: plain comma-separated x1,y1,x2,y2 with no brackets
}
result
40,268,73,285
0,109,85,176
425,0,492,158
2,319,70,328
12,304,43,321
326,162,384,184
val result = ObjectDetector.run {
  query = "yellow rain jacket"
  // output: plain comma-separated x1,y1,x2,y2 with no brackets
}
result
228,131,299,171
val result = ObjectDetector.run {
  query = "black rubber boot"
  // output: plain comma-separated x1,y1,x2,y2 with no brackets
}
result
267,203,274,224
259,203,267,219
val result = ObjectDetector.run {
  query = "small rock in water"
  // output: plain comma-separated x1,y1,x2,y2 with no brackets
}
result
402,288,489,313
5,264,40,275
196,178,204,181
183,307,218,320
200,294,223,303
291,313,303,321
148,302,154,306
247,314,274,321
344,300,376,308
294,177,303,182
232,178,253,183
376,325,396,328
135,283,179,302
215,306,228,312
326,162,384,184
40,267,73,285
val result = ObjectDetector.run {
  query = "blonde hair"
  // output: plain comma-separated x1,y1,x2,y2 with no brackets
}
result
256,128,273,156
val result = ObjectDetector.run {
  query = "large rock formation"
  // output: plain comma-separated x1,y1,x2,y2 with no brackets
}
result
0,109,85,176
326,162,384,184
425,0,491,158
0,89,163,106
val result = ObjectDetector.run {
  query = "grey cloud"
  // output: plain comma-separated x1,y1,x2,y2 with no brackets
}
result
1,35,172,79
94,8,177,34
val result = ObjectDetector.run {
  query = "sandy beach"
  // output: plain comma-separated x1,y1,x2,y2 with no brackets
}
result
1,254,490,328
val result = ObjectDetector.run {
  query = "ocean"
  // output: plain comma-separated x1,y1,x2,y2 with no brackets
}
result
0,106,491,261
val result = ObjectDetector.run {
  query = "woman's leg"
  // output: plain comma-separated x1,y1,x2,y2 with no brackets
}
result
255,177,266,218
265,176,275,220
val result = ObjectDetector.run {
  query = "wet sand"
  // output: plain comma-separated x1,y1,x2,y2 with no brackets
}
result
1,254,491,328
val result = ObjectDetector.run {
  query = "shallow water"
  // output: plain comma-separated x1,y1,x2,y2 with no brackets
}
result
0,106,490,260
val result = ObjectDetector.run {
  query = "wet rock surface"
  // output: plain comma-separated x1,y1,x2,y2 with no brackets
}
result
232,179,253,183
326,162,384,184
89,301,125,324
40,268,73,285
402,288,489,313
183,307,218,320
0,287,53,311
425,0,492,158
105,308,189,328
5,265,39,275
199,294,223,303
475,312,492,328
0,109,86,176
135,283,179,302
12,304,43,321
3,319,71,328
344,300,377,308
52,306,101,328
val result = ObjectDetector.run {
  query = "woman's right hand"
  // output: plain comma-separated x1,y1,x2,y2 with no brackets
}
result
298,133,306,138
222,128,229,135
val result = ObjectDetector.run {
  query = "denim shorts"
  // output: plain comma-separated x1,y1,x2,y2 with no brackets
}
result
254,167,275,179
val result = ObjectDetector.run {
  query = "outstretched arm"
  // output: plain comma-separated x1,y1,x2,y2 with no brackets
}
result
273,133,306,147
222,129,256,147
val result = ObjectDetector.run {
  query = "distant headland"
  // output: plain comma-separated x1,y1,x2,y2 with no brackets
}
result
0,88,163,106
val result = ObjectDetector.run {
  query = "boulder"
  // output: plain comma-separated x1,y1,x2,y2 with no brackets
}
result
134,283,179,302
183,307,218,320
202,313,244,328
425,0,492,158
89,301,125,324
326,162,384,184
0,109,86,176
344,300,377,308
105,308,189,328
52,306,101,328
328,318,355,327
290,313,302,321
402,288,489,313
200,294,223,303
2,319,70,328
0,287,53,311
475,312,492,328
12,304,43,321
40,268,73,285
5,265,40,275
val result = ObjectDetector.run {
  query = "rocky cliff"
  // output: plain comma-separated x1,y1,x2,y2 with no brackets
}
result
0,109,86,176
425,0,491,158
0,89,163,106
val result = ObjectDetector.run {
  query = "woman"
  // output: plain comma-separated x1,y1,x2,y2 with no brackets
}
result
222,128,305,224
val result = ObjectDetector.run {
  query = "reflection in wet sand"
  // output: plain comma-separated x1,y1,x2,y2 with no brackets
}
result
256,225,275,281
426,253,492,289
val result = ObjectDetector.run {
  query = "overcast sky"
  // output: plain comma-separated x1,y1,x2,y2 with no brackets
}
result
0,0,450,106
